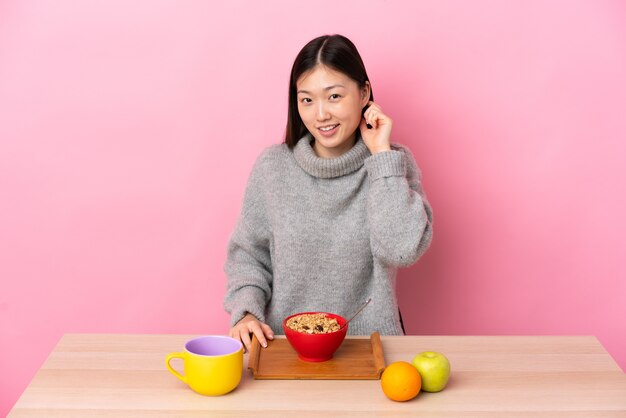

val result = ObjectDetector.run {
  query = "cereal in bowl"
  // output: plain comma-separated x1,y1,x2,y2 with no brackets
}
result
286,313,340,334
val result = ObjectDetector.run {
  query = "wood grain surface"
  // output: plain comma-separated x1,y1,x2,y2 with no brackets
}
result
8,334,626,417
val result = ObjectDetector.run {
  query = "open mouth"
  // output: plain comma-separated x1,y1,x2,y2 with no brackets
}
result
319,124,339,132
317,124,339,136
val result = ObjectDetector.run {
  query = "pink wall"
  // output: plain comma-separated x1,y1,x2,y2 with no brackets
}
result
1,0,625,414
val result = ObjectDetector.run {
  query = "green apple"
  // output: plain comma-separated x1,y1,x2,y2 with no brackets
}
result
411,351,450,392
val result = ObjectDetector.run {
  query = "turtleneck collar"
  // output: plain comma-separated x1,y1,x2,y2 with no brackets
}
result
293,133,371,179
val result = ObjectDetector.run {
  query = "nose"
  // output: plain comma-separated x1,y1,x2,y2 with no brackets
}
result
316,102,330,121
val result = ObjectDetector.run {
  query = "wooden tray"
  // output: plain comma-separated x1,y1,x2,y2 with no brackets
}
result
248,332,385,380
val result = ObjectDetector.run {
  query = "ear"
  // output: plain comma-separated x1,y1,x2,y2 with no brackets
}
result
360,81,371,107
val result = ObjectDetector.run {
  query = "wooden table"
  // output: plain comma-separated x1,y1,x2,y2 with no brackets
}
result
8,334,626,417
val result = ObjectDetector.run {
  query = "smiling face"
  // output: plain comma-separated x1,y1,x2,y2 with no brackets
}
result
296,65,370,158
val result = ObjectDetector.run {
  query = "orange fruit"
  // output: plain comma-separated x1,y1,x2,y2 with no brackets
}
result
381,361,421,402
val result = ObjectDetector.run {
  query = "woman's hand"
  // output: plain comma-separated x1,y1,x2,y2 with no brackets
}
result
229,313,274,353
360,101,392,154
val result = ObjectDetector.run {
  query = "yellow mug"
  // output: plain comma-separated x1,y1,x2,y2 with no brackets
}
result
166,335,243,396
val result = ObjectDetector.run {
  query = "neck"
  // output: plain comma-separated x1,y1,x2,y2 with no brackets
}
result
312,132,357,158
293,133,370,179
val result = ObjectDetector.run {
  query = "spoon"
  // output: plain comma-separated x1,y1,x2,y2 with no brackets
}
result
339,298,372,331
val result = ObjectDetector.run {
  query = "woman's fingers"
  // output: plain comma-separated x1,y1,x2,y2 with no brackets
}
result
363,102,384,129
369,110,379,129
229,315,275,352
359,117,371,132
249,322,269,348
261,323,275,340
239,326,253,353
360,101,393,154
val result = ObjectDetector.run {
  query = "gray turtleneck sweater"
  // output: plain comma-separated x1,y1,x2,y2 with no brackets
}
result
224,135,433,336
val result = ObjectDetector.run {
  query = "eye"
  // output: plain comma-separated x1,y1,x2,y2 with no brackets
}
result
300,97,312,104
329,94,341,100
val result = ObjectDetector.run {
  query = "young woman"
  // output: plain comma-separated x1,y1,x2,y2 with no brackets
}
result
224,34,433,352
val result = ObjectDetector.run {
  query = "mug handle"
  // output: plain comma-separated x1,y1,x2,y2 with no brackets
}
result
165,352,187,383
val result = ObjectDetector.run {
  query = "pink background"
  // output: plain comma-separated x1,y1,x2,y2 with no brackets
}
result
1,0,625,414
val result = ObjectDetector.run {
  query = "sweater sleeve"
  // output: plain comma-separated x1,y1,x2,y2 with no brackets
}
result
223,157,273,327
364,145,433,267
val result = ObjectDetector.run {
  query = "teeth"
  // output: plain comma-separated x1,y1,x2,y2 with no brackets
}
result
319,124,338,131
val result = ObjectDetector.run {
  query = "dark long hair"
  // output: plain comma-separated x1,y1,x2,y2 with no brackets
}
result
284,34,374,148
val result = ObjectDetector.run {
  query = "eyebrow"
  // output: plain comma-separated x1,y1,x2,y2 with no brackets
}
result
297,84,345,94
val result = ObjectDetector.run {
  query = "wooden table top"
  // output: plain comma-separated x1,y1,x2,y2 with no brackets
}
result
8,334,626,417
